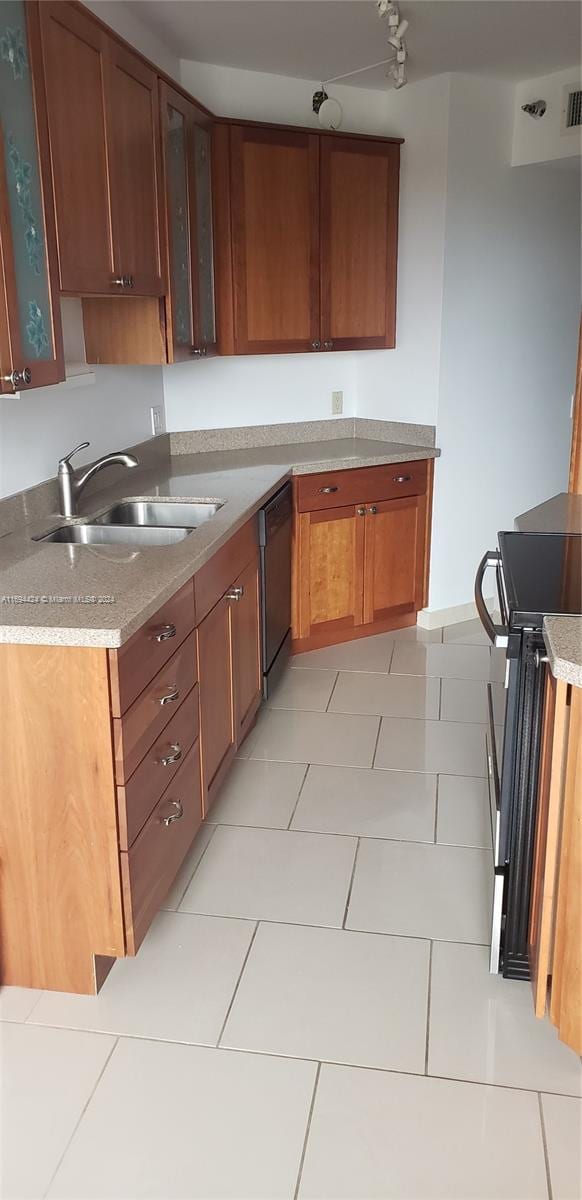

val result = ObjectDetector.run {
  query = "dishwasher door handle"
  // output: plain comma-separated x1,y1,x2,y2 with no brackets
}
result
475,551,509,648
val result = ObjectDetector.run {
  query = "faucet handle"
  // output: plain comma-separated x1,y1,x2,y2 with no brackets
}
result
58,442,90,469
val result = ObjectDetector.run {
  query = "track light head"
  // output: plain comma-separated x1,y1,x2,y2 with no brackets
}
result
521,99,547,119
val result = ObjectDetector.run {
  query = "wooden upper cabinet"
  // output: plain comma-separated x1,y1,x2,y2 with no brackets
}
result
160,81,216,361
229,125,320,354
320,136,399,351
40,1,164,297
0,0,64,393
39,1,113,294
105,43,164,296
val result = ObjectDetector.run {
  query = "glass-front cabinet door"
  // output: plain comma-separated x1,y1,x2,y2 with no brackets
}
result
0,0,63,393
160,81,216,362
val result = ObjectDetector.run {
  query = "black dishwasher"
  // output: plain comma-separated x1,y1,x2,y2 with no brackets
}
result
259,482,292,698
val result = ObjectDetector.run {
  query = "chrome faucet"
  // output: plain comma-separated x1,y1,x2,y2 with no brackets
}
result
57,441,139,518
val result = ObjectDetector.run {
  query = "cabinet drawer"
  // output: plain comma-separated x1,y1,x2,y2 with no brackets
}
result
194,517,258,623
108,580,195,716
113,632,197,783
295,461,428,513
117,685,200,849
120,741,202,954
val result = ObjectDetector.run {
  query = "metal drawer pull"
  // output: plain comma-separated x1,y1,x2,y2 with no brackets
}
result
4,367,32,386
369,505,378,515
158,743,182,767
227,586,244,602
319,486,338,494
323,340,334,350
393,474,412,484
161,799,184,826
153,623,177,643
311,340,321,350
191,346,207,357
158,686,179,706
357,507,366,516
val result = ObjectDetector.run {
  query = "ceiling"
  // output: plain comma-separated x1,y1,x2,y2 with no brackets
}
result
127,0,582,88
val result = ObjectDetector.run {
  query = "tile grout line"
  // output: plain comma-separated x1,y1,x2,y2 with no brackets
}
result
16,1022,579,1104
287,764,311,831
293,1061,322,1200
172,823,218,911
438,676,443,720
537,1092,554,1200
433,775,439,844
23,991,44,1024
215,922,260,1048
199,820,451,847
424,941,433,1075
370,715,383,769
324,671,340,713
41,1034,120,1199
342,838,361,929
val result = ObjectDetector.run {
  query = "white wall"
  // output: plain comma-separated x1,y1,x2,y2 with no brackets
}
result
0,366,164,498
512,66,582,167
163,63,451,433
84,0,180,78
429,74,581,612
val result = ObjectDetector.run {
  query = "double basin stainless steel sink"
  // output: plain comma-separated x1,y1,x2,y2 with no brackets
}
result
35,500,224,547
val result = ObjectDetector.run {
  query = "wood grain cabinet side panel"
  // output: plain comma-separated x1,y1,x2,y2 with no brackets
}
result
550,685,582,1054
230,125,320,353
39,0,113,294
0,644,124,993
320,136,400,351
121,740,203,955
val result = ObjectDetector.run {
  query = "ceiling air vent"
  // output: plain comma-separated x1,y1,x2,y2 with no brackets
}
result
561,85,582,134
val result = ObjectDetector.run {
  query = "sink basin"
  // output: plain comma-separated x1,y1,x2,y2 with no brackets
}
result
93,500,223,528
36,524,192,546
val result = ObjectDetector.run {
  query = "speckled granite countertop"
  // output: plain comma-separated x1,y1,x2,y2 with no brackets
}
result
0,427,439,648
543,616,582,688
515,493,582,534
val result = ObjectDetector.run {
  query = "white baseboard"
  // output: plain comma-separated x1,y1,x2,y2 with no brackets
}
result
417,599,495,630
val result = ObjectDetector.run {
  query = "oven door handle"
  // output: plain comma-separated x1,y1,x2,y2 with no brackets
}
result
475,551,509,648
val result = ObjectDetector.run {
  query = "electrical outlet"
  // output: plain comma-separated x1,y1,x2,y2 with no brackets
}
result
332,390,343,415
150,405,165,436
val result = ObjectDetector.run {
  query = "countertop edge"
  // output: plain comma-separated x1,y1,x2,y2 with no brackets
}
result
543,616,582,689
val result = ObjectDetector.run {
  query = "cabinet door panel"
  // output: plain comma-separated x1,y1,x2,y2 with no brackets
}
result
106,42,164,296
320,136,399,351
230,126,320,353
232,555,262,742
192,118,216,354
0,0,64,393
363,495,426,625
40,0,113,294
197,594,235,811
294,505,365,641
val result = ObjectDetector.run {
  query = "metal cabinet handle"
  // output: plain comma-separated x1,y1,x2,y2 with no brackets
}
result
534,650,549,668
227,586,244,602
357,507,366,516
393,474,412,484
311,340,321,350
161,799,184,826
191,346,207,357
112,275,134,288
153,623,177,643
323,340,334,350
112,277,125,286
3,367,32,386
158,743,182,767
369,505,378,515
319,486,338,494
158,686,180,706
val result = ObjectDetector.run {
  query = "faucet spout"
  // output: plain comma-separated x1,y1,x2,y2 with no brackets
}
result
57,443,139,518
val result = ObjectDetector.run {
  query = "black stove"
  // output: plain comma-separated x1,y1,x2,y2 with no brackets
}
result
475,531,582,981
499,532,582,630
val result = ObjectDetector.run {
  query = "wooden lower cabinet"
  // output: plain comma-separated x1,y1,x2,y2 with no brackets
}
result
529,676,582,1054
197,547,262,813
292,462,433,652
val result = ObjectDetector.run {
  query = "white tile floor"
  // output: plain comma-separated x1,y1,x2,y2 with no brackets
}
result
2,620,582,1200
